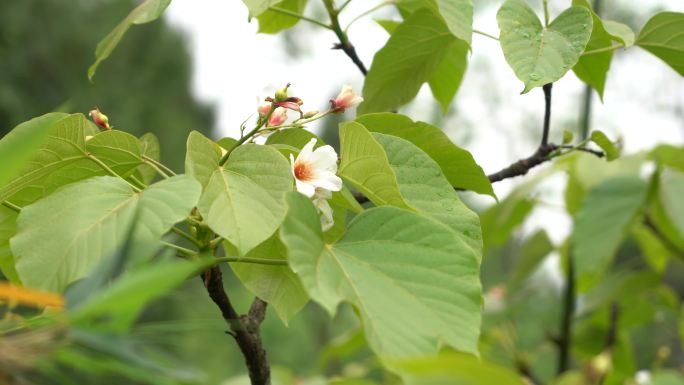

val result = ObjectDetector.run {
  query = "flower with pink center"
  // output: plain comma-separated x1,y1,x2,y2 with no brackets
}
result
290,138,342,198
330,85,363,113
267,107,288,127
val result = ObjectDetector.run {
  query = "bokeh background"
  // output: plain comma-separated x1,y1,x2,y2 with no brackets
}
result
1,0,683,384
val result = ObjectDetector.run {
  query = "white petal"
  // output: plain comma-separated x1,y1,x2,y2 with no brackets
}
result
314,187,332,200
309,172,343,192
313,198,334,232
295,179,316,198
297,138,317,163
309,145,339,172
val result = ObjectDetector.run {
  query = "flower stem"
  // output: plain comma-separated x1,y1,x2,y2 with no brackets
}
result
543,0,550,27
171,226,202,247
220,106,276,166
162,241,198,257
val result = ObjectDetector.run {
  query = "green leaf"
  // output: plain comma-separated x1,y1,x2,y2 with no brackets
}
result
338,122,409,208
572,176,648,291
134,133,161,184
71,258,210,331
12,175,200,292
637,12,684,77
358,10,455,114
373,132,482,255
497,0,593,93
242,0,281,17
88,0,172,80
590,130,620,161
563,129,574,144
603,20,635,48
257,0,307,34
374,19,467,113
650,144,684,172
509,230,554,289
632,224,670,273
355,113,494,197
0,115,142,206
428,39,469,112
266,127,320,150
197,144,292,255
0,207,20,284
217,137,238,150
86,130,143,177
280,192,482,358
228,235,308,325
572,0,614,99
659,169,684,237
437,0,473,46
391,352,527,385
185,131,222,189
0,113,65,187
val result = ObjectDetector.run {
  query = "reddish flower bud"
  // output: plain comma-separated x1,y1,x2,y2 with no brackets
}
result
267,107,288,127
330,85,363,113
88,108,112,130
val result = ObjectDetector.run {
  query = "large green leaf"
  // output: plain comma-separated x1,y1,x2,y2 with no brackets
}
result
659,169,684,237
358,10,455,114
256,0,307,34
12,175,200,292
355,113,493,197
71,258,210,331
509,230,554,289
374,20,468,115
603,20,635,48
88,0,172,80
338,122,409,208
242,0,281,17
133,133,161,184
571,0,614,99
437,0,473,46
391,352,527,385
0,115,142,206
185,131,223,189
86,130,143,177
280,192,482,358
497,0,593,93
428,39,469,112
0,206,20,284
372,133,482,254
0,113,65,187
637,12,684,77
572,176,649,291
197,144,292,255
228,235,308,325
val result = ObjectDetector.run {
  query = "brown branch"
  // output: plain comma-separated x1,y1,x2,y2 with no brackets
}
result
323,0,368,75
487,143,559,183
557,254,576,375
201,266,270,385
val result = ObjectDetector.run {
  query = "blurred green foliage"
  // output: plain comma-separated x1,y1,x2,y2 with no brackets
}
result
0,0,214,170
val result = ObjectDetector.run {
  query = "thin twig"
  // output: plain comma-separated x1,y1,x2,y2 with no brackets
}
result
142,155,177,176
161,241,198,256
214,256,288,266
344,0,395,34
87,153,141,192
171,226,202,247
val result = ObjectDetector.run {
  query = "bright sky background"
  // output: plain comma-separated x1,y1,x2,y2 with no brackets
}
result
166,0,684,248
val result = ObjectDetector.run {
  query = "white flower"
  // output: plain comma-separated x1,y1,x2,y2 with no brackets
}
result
312,189,334,232
290,138,342,198
331,85,363,112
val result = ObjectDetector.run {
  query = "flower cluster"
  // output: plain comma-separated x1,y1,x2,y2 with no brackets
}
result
290,138,342,231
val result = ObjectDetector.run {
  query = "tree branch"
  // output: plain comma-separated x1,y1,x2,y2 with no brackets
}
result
323,0,368,75
557,255,576,375
487,143,559,183
201,266,270,385
542,83,553,146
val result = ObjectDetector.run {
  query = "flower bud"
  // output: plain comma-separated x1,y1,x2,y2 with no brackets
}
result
330,85,363,113
275,83,291,102
88,108,112,130
257,104,271,116
267,107,288,127
303,111,319,119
